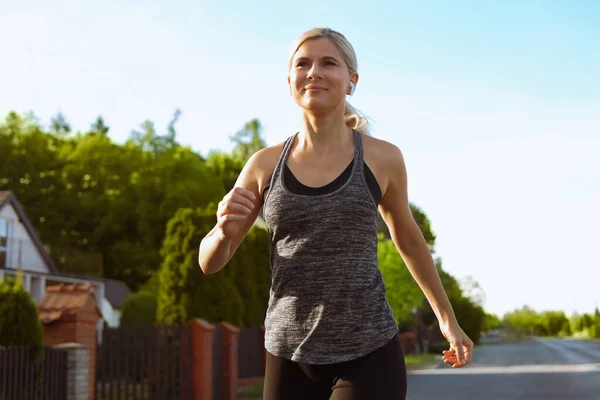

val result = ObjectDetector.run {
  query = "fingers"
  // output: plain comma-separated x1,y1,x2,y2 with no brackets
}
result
442,344,473,368
440,326,474,368
463,342,474,364
442,349,459,367
220,201,252,215
453,341,466,366
218,187,257,217
230,187,257,204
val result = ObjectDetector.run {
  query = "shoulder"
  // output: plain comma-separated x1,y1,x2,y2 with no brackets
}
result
241,140,287,198
362,134,404,163
361,135,406,197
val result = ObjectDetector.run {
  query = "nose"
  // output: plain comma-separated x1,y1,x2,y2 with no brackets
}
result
307,63,322,80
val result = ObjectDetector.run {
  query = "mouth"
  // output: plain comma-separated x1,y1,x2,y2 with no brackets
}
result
304,85,326,92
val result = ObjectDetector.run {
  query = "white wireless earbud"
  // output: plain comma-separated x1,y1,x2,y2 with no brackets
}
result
349,82,355,96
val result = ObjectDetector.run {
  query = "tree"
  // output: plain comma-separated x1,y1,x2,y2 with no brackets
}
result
166,109,181,147
579,314,594,331
419,262,487,344
156,205,244,326
205,151,246,193
230,119,266,162
1,111,226,290
482,313,502,332
378,235,424,325
50,112,71,135
156,202,271,328
503,306,541,335
539,311,570,336
460,276,487,307
451,296,486,343
0,276,44,358
90,116,110,135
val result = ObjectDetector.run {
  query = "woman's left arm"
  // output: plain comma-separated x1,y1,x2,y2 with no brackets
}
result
378,143,473,368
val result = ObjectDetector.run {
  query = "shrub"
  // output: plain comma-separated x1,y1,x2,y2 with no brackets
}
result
120,291,158,326
0,278,44,357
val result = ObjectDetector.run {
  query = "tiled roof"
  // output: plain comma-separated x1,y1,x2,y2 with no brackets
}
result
40,270,132,309
37,283,100,324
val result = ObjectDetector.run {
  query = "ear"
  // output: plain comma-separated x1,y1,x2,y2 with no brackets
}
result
347,72,359,96
287,76,292,96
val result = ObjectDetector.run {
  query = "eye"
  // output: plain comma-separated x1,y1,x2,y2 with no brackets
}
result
324,60,336,66
296,61,309,67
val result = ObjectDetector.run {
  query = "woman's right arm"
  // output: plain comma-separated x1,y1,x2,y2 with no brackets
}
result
198,148,275,274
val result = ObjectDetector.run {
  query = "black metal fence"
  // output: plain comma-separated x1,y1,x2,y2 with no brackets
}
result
238,327,264,379
0,347,67,400
95,325,193,400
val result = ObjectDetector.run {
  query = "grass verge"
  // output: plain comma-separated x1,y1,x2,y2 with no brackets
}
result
405,353,442,370
239,380,264,399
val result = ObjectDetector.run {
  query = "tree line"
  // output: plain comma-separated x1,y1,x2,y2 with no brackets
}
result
1,111,492,341
502,305,600,339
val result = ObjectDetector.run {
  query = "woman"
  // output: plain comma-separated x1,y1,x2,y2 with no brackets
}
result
199,27,473,400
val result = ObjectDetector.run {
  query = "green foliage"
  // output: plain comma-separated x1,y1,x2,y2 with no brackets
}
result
419,263,487,344
483,312,502,332
539,311,570,336
569,312,600,338
205,151,246,192
0,280,44,357
230,118,266,163
503,307,572,337
452,297,486,344
506,307,600,339
593,320,600,339
156,204,271,328
503,305,540,334
119,291,158,326
579,314,594,330
0,111,226,290
378,237,423,324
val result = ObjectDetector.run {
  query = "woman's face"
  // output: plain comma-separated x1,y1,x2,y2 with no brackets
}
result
288,37,357,114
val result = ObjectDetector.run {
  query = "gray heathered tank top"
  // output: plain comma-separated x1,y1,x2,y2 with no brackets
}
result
262,130,399,364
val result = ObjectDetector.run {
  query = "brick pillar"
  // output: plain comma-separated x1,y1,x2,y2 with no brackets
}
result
187,319,215,400
41,293,101,400
53,343,89,400
76,311,100,400
221,322,240,400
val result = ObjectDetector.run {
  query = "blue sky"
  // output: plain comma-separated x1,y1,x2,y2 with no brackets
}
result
1,0,599,317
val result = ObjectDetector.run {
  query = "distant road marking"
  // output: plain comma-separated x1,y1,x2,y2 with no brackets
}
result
410,363,600,375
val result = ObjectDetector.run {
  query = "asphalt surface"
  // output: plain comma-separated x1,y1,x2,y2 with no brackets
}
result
407,338,600,400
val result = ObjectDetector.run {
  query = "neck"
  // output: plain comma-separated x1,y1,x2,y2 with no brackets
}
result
298,105,353,155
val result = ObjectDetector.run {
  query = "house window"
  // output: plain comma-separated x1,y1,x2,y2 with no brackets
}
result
0,219,10,269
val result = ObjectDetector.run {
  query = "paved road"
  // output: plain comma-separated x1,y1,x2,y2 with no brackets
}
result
407,338,600,400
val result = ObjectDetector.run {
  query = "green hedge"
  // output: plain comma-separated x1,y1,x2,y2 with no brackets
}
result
0,278,44,357
120,291,158,326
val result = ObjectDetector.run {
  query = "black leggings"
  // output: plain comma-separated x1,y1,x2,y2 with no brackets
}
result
263,334,407,400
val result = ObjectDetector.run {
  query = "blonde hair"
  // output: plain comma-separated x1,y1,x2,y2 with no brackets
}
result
288,28,370,136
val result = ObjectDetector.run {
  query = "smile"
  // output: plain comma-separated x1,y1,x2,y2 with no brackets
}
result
305,86,326,91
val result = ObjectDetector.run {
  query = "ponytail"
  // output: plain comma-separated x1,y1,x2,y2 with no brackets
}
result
344,101,370,136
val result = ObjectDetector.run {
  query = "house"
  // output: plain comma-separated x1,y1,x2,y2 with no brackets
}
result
0,191,131,328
